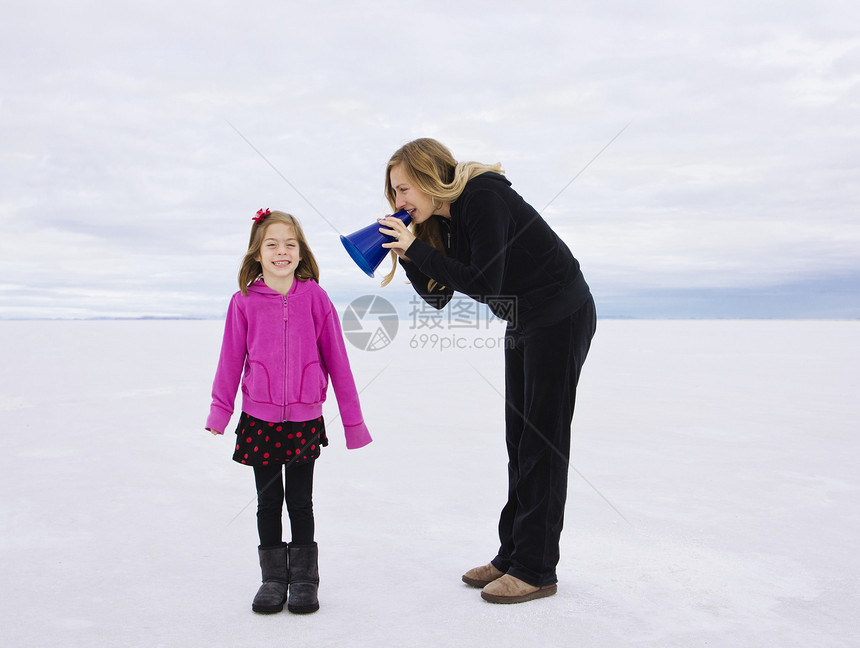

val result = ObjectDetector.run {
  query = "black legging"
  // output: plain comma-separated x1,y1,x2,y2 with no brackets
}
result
252,461,316,547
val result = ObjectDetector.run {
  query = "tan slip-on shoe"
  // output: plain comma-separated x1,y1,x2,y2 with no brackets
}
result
461,563,505,588
480,573,558,604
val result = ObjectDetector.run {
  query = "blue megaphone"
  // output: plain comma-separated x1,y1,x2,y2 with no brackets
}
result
340,210,412,278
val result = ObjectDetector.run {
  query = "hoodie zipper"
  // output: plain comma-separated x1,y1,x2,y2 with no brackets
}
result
442,218,452,251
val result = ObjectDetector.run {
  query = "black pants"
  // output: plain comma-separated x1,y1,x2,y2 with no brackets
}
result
492,296,596,587
253,461,315,547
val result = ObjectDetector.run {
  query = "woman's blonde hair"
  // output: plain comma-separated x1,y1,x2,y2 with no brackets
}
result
238,211,319,294
381,138,503,287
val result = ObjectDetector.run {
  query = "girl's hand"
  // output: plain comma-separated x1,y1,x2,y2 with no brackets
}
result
207,428,223,436
378,216,415,260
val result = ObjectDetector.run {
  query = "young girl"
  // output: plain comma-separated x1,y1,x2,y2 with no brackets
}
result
206,209,372,615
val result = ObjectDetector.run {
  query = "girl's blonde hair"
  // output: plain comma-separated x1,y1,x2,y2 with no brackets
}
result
381,138,503,287
238,211,319,294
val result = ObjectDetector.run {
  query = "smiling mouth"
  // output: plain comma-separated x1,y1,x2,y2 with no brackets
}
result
273,261,291,267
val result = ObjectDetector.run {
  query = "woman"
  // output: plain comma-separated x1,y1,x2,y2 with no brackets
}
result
378,138,596,604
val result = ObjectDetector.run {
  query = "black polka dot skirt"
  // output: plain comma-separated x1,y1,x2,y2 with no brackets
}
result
232,412,328,467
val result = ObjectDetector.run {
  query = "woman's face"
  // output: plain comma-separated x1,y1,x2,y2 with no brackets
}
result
389,163,447,223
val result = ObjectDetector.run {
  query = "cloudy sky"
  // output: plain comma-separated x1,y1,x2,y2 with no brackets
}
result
1,0,858,319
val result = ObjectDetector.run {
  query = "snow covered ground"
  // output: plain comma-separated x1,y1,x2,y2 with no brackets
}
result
1,318,858,647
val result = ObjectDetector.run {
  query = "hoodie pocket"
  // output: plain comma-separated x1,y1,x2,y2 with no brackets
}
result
242,360,274,404
298,361,326,403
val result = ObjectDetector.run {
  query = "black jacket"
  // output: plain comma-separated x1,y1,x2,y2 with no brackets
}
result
401,172,591,328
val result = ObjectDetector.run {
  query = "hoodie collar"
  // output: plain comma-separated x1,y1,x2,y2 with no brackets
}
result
247,278,309,297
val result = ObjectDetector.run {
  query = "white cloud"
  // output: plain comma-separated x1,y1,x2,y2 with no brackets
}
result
1,0,858,318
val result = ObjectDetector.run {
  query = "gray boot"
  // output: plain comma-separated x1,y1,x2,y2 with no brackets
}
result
252,543,289,614
287,542,319,614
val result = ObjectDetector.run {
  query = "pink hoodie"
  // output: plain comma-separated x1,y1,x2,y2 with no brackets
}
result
206,278,372,449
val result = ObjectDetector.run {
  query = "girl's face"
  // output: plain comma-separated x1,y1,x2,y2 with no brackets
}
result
256,222,301,288
389,163,450,222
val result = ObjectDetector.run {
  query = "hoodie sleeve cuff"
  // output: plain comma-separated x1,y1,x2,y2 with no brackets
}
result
343,422,373,449
206,408,231,434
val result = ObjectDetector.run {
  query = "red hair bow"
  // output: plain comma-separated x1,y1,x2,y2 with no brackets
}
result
252,208,270,222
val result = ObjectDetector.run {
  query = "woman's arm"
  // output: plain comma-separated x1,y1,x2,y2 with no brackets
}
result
398,256,453,309
405,189,512,302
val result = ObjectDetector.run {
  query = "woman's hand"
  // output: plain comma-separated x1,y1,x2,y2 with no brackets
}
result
207,428,223,436
378,216,415,260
